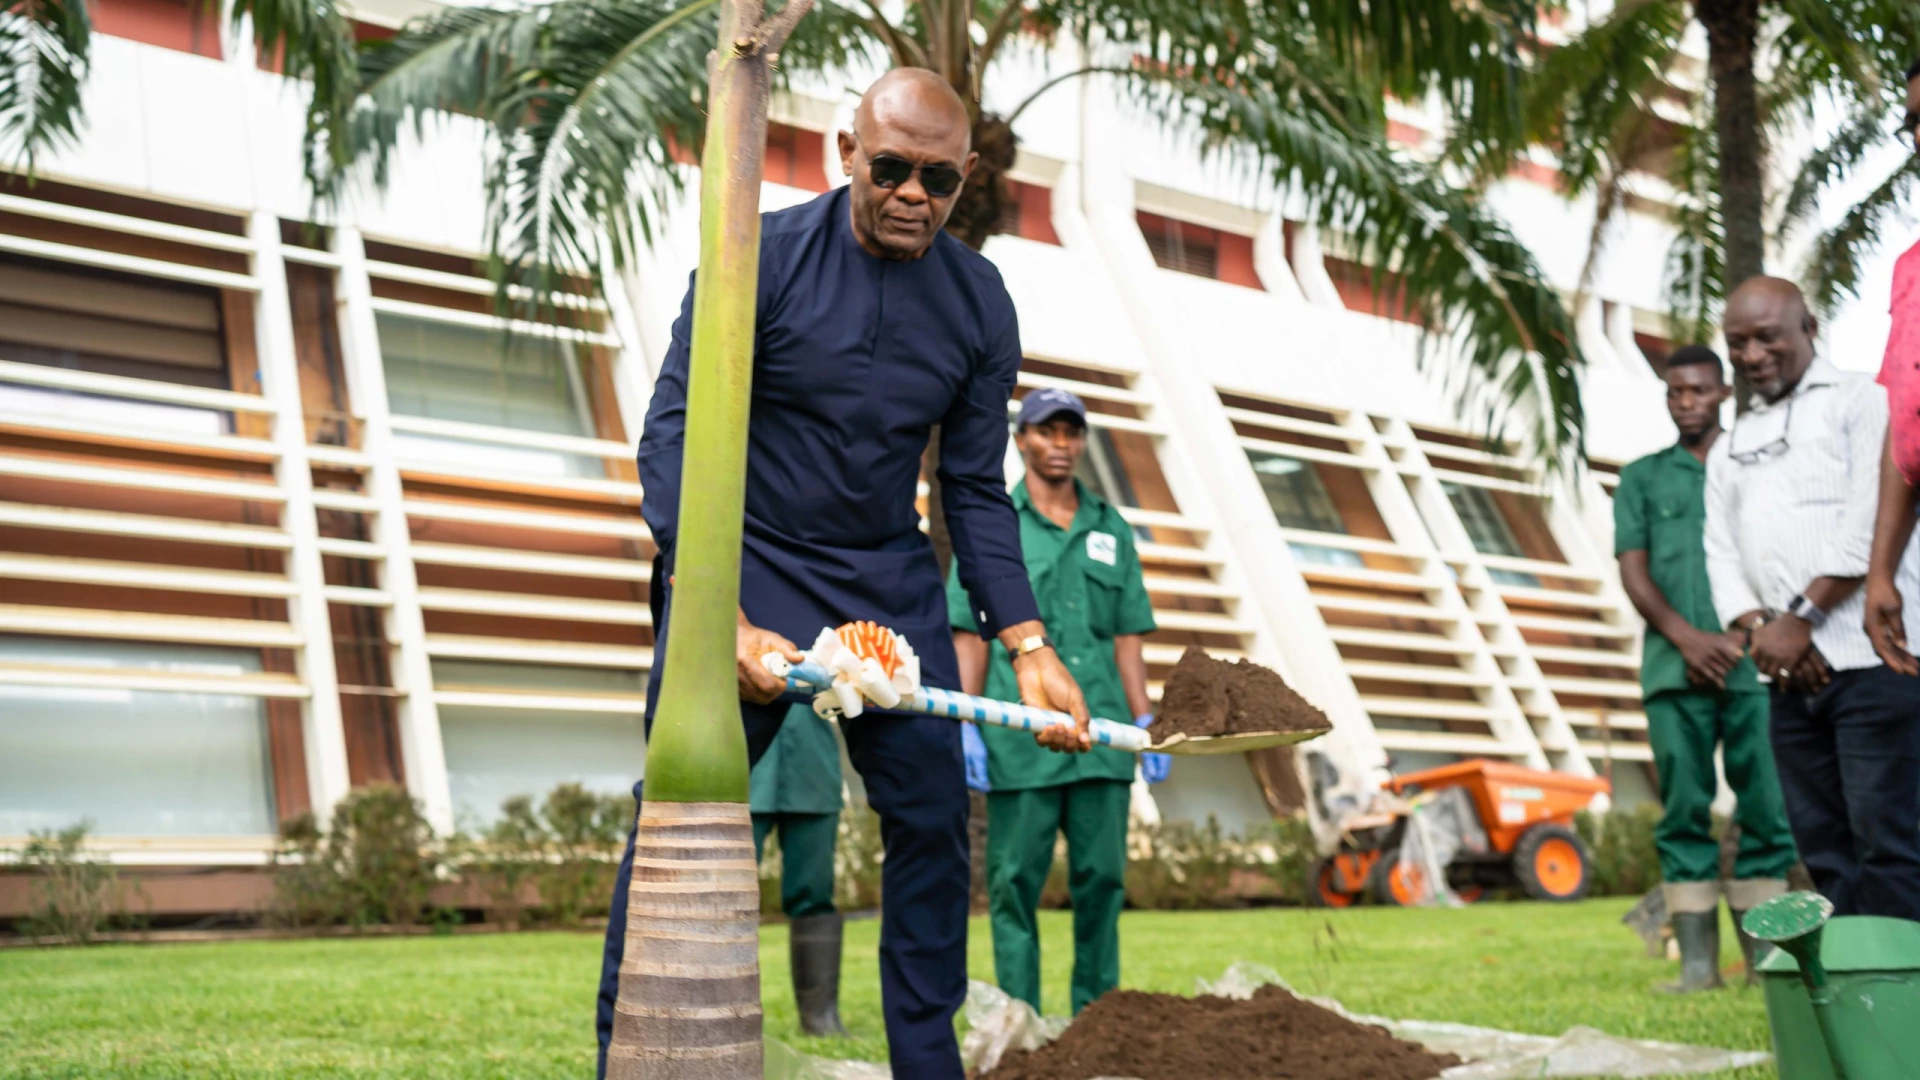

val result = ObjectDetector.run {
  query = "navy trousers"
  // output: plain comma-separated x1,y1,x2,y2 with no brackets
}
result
597,574,970,1078
1769,664,1920,920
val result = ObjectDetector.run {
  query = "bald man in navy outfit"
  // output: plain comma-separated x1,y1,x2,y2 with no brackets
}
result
596,70,1092,1079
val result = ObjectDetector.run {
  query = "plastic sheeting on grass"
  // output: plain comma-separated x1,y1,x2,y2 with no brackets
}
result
1196,962,1772,1079
769,961,1770,1079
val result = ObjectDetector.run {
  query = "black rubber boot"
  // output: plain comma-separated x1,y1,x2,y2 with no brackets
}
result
790,913,850,1037
1730,909,1773,986
1661,910,1726,993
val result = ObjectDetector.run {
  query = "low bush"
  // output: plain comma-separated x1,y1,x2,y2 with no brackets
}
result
452,784,632,928
451,796,546,931
1125,817,1258,910
12,823,138,944
271,784,440,929
540,784,628,926
1575,802,1664,898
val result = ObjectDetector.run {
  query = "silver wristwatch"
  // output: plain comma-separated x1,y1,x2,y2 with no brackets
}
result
1786,593,1828,628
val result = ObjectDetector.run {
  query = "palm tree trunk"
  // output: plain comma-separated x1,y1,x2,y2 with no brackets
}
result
1694,0,1763,409
1696,0,1765,286
608,1,808,1074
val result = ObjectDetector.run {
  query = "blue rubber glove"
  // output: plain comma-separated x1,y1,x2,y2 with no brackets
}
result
1136,714,1171,785
961,723,991,792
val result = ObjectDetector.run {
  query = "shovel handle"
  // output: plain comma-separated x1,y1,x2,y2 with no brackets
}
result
765,654,1152,753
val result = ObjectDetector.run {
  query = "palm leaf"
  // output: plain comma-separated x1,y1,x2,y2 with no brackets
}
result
1804,154,1920,313
1072,0,1585,462
1294,0,1539,150
1662,109,1723,345
1778,99,1898,238
0,0,90,172
484,0,717,303
228,0,359,203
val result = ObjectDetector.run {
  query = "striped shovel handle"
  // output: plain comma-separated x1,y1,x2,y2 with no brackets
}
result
770,657,1152,753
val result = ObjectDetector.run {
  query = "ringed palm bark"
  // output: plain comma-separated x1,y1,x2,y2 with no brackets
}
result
1444,0,1920,342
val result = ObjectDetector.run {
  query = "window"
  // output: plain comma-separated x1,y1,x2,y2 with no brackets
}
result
0,257,232,436
91,0,222,58
1076,426,1140,508
377,313,601,476
1000,181,1062,246
1136,212,1262,289
1324,257,1419,325
1250,450,1344,533
0,638,277,837
431,661,647,829
764,123,829,193
1441,482,1540,587
1247,450,1363,568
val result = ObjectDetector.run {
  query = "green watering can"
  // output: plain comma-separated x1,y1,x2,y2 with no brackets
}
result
1744,892,1920,1080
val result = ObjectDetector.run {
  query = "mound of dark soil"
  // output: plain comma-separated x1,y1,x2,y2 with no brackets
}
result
984,985,1459,1080
1154,648,1330,739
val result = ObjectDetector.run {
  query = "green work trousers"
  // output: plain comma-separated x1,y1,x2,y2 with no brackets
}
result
1646,690,1797,885
752,811,838,919
986,779,1129,1015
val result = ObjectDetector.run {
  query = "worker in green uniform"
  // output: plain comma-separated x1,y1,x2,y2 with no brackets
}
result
1614,345,1797,993
947,387,1168,1015
749,702,849,1035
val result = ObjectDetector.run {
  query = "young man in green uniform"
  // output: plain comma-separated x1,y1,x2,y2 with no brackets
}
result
1614,345,1797,992
947,388,1168,1015
749,703,849,1035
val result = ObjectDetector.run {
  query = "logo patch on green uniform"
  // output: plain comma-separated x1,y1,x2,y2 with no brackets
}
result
1087,531,1117,565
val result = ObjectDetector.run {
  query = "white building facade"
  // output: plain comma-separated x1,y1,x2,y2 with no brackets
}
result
0,5,1709,899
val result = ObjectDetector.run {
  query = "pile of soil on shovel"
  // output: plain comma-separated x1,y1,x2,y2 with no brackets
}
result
984,985,1460,1080
1153,648,1331,739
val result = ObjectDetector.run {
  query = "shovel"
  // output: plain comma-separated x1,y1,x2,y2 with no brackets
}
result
765,654,1327,756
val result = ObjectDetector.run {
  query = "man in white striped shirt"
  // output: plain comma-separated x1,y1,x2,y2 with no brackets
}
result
1705,276,1920,921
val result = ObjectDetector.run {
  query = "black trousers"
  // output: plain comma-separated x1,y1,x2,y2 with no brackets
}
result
1769,664,1920,920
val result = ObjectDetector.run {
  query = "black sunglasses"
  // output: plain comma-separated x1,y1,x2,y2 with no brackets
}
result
865,151,965,198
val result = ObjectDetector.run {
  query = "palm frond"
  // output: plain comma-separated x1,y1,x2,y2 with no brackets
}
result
1076,8,1582,461
482,0,716,305
0,0,90,172
339,5,564,195
229,0,359,203
1457,0,1684,192
1778,100,1897,237
775,0,886,87
1804,154,1920,313
1294,0,1538,151
1662,109,1723,345
1768,0,1920,124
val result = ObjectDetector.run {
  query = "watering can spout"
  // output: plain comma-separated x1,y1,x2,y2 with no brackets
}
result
1746,892,1834,990
1746,893,1845,1080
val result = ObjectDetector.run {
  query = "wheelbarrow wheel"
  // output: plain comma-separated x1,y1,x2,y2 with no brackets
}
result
1367,849,1428,907
1307,857,1359,908
1513,823,1592,902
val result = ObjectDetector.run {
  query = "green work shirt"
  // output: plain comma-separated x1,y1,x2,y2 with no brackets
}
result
748,704,845,815
1614,443,1761,700
946,480,1158,791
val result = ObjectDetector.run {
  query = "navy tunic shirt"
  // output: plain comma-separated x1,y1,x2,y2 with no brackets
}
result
637,187,1041,682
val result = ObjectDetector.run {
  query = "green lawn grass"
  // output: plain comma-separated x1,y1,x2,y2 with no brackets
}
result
0,899,1775,1079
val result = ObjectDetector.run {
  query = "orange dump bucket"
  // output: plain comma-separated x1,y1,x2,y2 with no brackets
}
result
1387,759,1610,855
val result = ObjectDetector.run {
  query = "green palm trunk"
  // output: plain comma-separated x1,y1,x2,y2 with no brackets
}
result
605,3,809,1076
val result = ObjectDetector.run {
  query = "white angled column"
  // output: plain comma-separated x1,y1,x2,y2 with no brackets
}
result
333,226,456,834
248,211,354,825
1073,70,1390,837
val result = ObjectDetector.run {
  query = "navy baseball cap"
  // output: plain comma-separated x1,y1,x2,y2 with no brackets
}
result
1016,387,1087,428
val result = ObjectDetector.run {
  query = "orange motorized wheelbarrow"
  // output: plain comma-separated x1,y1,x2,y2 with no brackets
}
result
1309,759,1610,907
